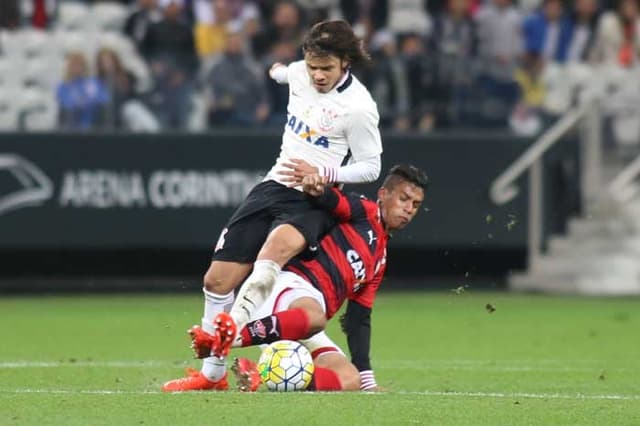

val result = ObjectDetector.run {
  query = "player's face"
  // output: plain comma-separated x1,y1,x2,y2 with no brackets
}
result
304,53,349,93
378,181,424,232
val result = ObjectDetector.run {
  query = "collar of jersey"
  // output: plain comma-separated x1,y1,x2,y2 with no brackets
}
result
335,71,353,93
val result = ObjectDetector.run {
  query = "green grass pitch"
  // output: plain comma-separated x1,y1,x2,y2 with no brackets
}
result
1,291,639,425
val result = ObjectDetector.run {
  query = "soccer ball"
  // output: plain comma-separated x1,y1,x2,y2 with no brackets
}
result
257,340,315,391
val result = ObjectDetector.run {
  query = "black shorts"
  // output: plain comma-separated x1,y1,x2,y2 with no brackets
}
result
211,180,336,263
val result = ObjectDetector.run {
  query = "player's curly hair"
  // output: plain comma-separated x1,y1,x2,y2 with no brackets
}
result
302,20,371,66
382,164,429,191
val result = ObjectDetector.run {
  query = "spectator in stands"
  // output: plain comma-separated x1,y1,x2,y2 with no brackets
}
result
124,0,163,51
340,0,388,34
22,0,57,29
95,47,159,131
56,51,110,131
523,0,572,62
193,0,261,33
387,0,432,37
429,0,477,126
296,0,338,23
366,30,411,130
141,0,198,129
510,52,546,135
475,0,523,80
399,33,436,131
0,0,20,29
262,39,299,125
590,0,640,67
141,0,198,75
252,1,304,59
563,0,600,63
194,0,233,58
474,0,522,126
204,30,270,126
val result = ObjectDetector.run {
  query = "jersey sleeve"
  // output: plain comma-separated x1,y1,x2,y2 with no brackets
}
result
345,106,383,162
310,188,373,222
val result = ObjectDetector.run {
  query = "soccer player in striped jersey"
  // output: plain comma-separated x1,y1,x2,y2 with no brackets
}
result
164,165,427,392
161,20,384,392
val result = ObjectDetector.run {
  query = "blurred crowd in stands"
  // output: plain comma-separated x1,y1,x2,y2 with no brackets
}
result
0,0,639,142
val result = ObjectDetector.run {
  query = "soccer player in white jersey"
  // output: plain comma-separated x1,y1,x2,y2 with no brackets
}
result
163,20,382,392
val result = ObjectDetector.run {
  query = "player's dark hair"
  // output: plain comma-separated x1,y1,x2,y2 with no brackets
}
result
302,20,371,66
382,164,429,191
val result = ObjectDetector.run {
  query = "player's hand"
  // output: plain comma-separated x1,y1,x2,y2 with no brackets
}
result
362,385,387,392
278,159,320,187
269,62,285,78
301,173,328,196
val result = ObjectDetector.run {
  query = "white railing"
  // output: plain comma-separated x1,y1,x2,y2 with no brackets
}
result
608,154,640,202
490,97,602,268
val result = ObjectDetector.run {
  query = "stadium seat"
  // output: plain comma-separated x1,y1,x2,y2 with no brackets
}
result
120,55,152,93
0,29,27,58
18,87,58,132
0,88,20,131
97,32,137,58
23,57,63,91
0,57,24,89
90,2,130,32
21,29,52,59
53,30,98,59
56,1,91,32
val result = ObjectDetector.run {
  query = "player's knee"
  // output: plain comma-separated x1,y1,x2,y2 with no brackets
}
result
203,270,225,293
307,312,327,335
203,262,249,294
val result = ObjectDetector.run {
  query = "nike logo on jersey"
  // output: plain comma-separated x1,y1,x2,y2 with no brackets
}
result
287,114,329,148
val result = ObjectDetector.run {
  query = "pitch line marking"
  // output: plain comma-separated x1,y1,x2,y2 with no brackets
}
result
0,360,628,373
0,388,638,400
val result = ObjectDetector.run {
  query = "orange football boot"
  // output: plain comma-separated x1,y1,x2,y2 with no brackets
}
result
161,368,228,392
212,312,237,358
188,325,215,359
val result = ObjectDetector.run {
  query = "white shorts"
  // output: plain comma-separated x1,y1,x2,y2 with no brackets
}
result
251,270,344,359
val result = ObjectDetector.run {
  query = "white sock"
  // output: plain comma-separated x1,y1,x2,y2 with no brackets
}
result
202,355,227,382
200,288,234,380
230,259,281,330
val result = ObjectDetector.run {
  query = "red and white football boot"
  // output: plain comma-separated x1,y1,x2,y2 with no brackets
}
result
231,357,261,392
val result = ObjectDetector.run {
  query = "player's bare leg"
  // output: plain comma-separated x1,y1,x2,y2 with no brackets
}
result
313,352,361,391
213,225,306,356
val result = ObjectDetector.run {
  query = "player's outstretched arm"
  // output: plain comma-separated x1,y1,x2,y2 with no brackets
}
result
341,299,378,391
301,174,371,222
269,62,289,84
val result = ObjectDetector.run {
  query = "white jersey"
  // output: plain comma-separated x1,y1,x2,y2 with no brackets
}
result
264,60,382,187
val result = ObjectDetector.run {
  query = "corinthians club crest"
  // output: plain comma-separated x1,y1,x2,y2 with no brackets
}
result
318,108,338,132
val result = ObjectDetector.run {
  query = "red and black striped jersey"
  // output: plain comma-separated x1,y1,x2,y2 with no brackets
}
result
285,187,388,319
